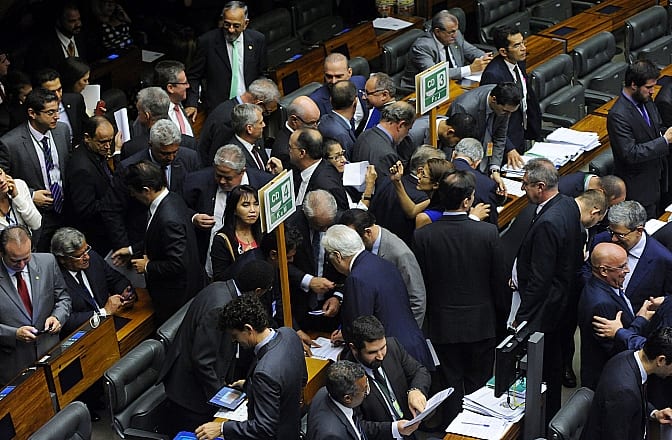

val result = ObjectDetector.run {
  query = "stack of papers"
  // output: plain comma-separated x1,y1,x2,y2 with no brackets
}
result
462,386,525,422
446,411,512,439
525,142,583,167
372,17,413,30
645,218,668,235
546,127,600,152
501,177,526,198
310,337,343,362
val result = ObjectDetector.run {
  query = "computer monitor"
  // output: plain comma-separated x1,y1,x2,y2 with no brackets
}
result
494,322,530,397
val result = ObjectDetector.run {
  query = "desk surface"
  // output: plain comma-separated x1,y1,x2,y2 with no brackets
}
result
444,420,520,440
585,0,657,31
115,287,156,357
537,13,612,52
0,367,55,439
524,35,566,71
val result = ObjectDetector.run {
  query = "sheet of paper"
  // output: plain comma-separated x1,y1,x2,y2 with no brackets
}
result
464,72,482,82
310,337,343,362
372,17,413,30
214,400,248,421
501,177,525,198
114,108,131,143
402,388,453,427
104,250,146,288
426,339,440,367
445,411,510,439
645,219,667,235
141,49,165,63
81,84,101,116
343,161,369,192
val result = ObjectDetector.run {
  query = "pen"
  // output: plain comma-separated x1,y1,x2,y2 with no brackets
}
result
461,422,490,427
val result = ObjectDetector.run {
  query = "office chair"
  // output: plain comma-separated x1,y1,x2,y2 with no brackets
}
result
249,8,303,69
382,28,425,97
477,0,531,45
548,387,594,440
290,0,344,45
156,298,193,350
625,6,672,69
28,401,91,440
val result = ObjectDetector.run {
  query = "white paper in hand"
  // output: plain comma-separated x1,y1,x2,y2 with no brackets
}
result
343,161,369,192
402,387,453,427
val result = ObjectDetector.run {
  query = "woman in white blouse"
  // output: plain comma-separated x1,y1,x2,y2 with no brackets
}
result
0,167,41,232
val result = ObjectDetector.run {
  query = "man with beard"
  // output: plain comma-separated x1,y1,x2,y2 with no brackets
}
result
607,59,672,218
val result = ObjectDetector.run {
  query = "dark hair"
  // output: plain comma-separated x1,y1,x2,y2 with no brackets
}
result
339,209,376,237
217,184,262,256
444,112,478,140
4,70,31,105
153,60,186,89
643,327,672,365
345,315,385,350
259,224,302,257
32,68,60,88
600,175,625,203
492,25,520,51
25,88,59,114
491,82,521,107
0,224,32,252
234,260,274,293
330,80,357,111
58,57,89,93
83,115,113,138
326,360,366,402
295,128,324,160
219,293,268,332
122,160,166,192
625,59,660,88
323,137,343,160
438,169,475,210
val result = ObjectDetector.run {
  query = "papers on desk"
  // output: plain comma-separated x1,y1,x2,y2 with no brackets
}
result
546,127,600,152
525,142,583,167
214,400,248,421
464,72,482,82
501,177,526,198
141,49,164,63
373,17,413,30
343,161,370,192
445,411,512,439
645,218,668,235
310,337,343,362
462,386,525,422
402,387,453,427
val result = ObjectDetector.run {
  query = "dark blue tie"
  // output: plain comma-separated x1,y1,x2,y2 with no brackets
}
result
40,137,64,213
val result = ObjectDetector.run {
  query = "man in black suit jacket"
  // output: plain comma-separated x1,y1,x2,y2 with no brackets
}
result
185,1,266,114
103,120,201,270
158,261,275,436
318,80,358,157
271,96,320,170
581,328,672,440
51,227,132,336
113,161,205,325
227,103,270,171
480,25,542,165
341,316,431,430
608,60,672,218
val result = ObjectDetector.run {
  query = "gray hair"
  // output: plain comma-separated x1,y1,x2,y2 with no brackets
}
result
524,157,558,188
433,10,459,29
454,138,484,162
50,227,86,257
231,103,263,134
149,119,181,147
322,224,365,257
370,72,396,97
222,1,248,18
137,87,170,119
326,360,366,402
214,144,246,171
381,101,416,125
303,190,337,222
153,60,185,88
248,78,281,104
608,200,647,229
409,145,446,172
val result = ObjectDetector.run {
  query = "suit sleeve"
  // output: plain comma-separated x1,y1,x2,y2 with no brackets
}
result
459,33,485,63
607,107,669,165
222,372,281,439
0,137,12,177
146,220,189,278
185,35,208,108
50,257,72,325
600,387,644,439
491,114,509,169
100,170,131,250
408,42,441,79
191,311,228,401
395,250,426,328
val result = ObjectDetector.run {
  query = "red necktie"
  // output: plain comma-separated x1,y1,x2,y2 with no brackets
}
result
15,272,32,317
174,104,187,134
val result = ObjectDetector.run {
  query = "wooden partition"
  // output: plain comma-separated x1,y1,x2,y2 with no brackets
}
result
0,368,55,439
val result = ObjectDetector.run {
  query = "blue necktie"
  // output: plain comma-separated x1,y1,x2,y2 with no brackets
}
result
41,137,64,213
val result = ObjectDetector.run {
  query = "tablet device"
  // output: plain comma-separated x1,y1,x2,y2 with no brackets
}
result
209,385,246,410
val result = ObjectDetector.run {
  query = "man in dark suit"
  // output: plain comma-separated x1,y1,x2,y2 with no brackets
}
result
159,261,275,435
195,294,307,440
511,158,583,421
318,80,358,157
271,96,320,170
307,360,420,440
309,53,368,133
199,78,280,167
481,25,542,165
64,116,116,254
50,227,132,336
185,1,267,114
113,161,205,325
608,60,672,218
323,225,433,369
154,60,194,137
414,170,508,423
182,144,272,274
0,225,71,385
341,316,431,429
226,103,269,171
289,127,348,210
401,10,491,86
558,172,601,197
580,327,672,440
0,88,71,251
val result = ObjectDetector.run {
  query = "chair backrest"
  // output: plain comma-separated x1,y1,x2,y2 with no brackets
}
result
249,8,302,68
382,28,425,78
156,297,193,349
478,0,530,44
291,0,344,44
447,7,467,35
278,81,324,123
530,53,573,101
625,6,672,67
548,387,594,440
525,0,571,23
349,56,370,79
28,401,91,440
572,31,626,95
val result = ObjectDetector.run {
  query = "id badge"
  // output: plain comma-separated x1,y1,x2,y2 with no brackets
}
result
486,142,494,157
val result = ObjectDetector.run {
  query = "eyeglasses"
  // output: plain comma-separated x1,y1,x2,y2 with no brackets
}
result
327,151,346,160
436,27,458,35
67,245,91,260
293,114,319,128
362,89,385,97
600,263,629,273
607,227,637,240
222,21,244,30
169,82,189,86
521,179,540,189
39,109,59,117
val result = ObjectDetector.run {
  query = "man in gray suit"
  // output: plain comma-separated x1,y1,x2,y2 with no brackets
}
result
0,88,71,251
339,208,426,328
0,225,71,385
402,10,492,88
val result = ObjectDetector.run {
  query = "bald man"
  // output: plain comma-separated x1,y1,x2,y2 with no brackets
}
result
271,96,320,169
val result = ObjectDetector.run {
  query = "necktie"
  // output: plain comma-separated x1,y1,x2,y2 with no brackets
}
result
163,165,170,188
229,39,240,99
445,46,454,67
41,137,64,213
371,368,403,419
15,272,32,318
100,158,113,182
638,103,651,127
67,40,75,57
76,271,100,311
618,288,635,318
174,104,187,134
353,411,368,440
311,230,322,275
252,147,265,170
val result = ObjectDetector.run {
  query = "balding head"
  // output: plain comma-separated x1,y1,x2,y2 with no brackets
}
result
287,96,320,130
324,53,352,86
591,242,629,288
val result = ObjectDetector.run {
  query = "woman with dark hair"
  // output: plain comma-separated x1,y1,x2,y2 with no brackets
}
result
210,184,263,281
59,57,90,94
323,137,377,209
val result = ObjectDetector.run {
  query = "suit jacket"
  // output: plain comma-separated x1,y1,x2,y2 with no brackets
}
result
341,337,431,426
226,135,269,172
401,30,484,87
608,93,669,207
198,98,236,166
24,29,89,74
182,167,272,263
159,280,241,415
100,147,201,250
222,327,307,440
558,172,590,197
578,276,650,390
449,84,510,172
271,124,292,170
453,158,502,225
515,194,583,333
351,126,399,180
61,92,87,145
377,227,426,328
655,80,672,128
120,133,197,161
368,176,428,245
309,76,368,130
305,160,349,211
414,214,507,343
0,253,71,385
580,350,654,440
64,145,115,254
142,192,205,324
186,29,267,110
343,251,433,368
318,112,357,156
59,249,130,335
653,221,672,253
480,55,542,145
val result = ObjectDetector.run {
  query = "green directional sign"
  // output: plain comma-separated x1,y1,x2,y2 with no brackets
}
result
260,170,296,232
416,61,449,114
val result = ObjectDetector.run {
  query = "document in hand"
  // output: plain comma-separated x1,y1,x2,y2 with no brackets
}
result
402,388,453,428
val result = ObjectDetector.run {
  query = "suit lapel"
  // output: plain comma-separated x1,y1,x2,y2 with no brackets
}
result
626,241,653,299
215,32,232,72
171,157,184,192
0,264,31,321
27,259,42,322
326,397,359,439
21,125,45,185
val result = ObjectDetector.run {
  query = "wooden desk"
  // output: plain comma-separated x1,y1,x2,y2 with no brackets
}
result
592,85,661,117
115,288,156,356
0,367,55,439
304,357,330,406
524,35,566,71
324,22,381,61
376,16,425,48
536,13,612,52
268,46,326,96
585,0,657,31
445,421,520,440
38,317,120,408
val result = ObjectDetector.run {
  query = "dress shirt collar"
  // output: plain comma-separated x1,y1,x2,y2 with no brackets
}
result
348,250,365,272
235,134,256,153
28,122,49,141
55,29,76,54
535,193,558,215
149,188,170,219
442,211,467,216
371,226,382,255
254,327,276,355
375,124,394,143
3,262,27,278
629,233,646,259
332,110,352,126
300,158,322,183
330,395,354,419
634,350,648,384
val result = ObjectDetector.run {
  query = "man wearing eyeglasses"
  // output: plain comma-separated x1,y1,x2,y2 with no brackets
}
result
270,95,320,170
154,60,193,137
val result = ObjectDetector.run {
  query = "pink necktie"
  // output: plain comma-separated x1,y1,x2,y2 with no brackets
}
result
174,104,187,134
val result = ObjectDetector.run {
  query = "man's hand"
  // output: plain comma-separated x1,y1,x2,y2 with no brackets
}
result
193,213,216,229
266,157,284,175
229,379,245,390
490,171,507,196
389,161,404,182
195,421,221,440
114,130,124,154
309,277,335,294
184,106,198,123
407,389,427,417
16,326,37,343
131,255,149,274
648,296,666,310
104,295,125,315
636,299,656,321
507,149,524,169
322,297,340,317
397,420,421,436
44,316,61,334
33,189,53,208
111,247,132,266
470,202,490,221
469,53,493,73
654,408,672,424
330,328,344,346
296,330,319,357
592,311,623,339
664,126,672,144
